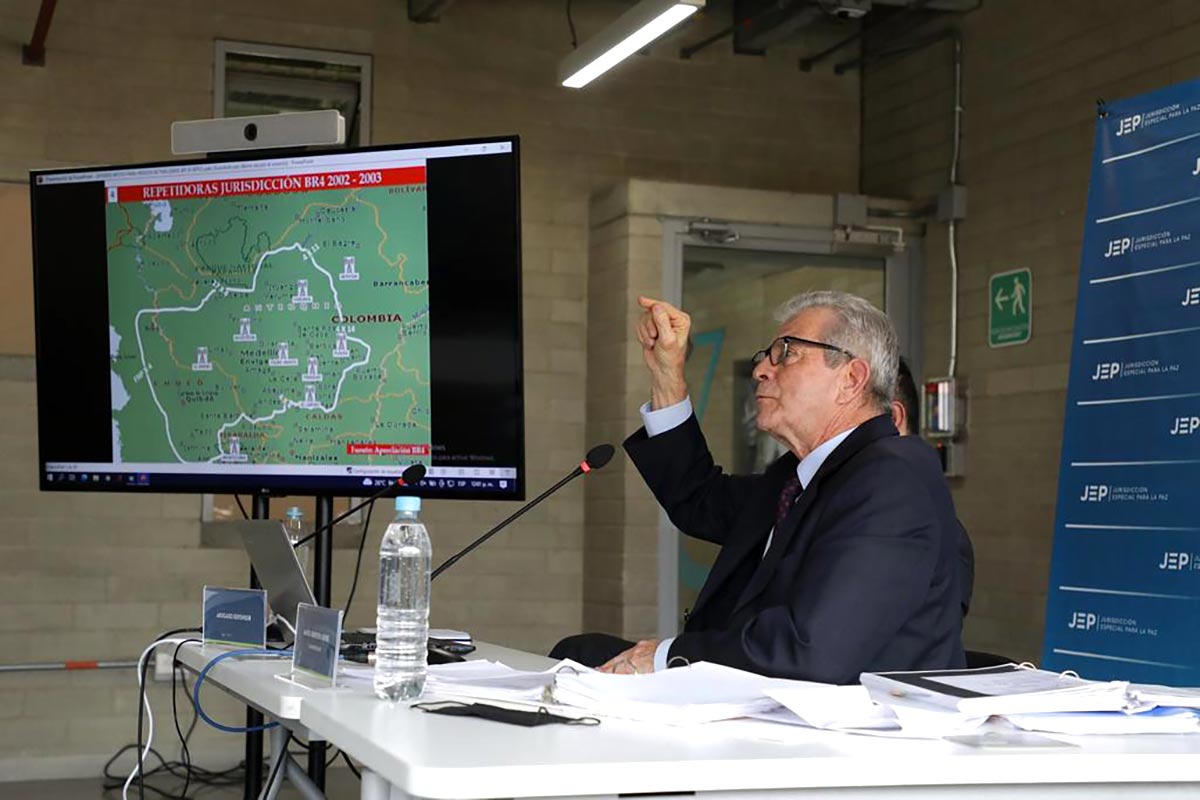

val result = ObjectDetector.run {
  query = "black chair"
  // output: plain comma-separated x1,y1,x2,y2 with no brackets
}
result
965,650,1015,668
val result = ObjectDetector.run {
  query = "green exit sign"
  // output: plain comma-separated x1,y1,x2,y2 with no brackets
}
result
989,268,1032,348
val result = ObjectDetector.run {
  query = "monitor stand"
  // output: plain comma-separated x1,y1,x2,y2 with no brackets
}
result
307,496,334,790
245,494,270,799
245,494,334,797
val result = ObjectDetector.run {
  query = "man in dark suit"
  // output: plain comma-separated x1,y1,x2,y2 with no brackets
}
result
592,291,965,683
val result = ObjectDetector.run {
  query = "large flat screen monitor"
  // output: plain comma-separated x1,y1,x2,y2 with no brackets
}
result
30,135,524,499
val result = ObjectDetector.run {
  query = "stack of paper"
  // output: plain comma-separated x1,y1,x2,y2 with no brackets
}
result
551,662,809,724
341,655,1200,739
1129,683,1200,709
422,659,579,704
1007,708,1200,736
860,664,1132,716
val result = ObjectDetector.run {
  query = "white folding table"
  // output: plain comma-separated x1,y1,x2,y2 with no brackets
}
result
176,642,1200,800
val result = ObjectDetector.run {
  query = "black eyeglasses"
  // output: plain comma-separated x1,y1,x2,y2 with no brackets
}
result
751,336,855,367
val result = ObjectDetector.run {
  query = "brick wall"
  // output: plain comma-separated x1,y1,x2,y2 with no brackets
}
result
861,0,1200,661
0,0,858,777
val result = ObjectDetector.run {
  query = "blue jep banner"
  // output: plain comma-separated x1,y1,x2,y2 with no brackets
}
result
1042,81,1200,684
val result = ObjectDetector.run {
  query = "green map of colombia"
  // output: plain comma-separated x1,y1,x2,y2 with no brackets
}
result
106,167,431,467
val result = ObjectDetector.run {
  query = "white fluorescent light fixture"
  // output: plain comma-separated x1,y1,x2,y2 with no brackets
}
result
559,0,705,89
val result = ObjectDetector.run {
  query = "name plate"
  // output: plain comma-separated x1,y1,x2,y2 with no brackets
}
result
202,586,267,648
291,602,344,686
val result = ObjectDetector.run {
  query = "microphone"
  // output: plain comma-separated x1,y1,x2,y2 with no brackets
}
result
431,444,615,580
290,463,427,549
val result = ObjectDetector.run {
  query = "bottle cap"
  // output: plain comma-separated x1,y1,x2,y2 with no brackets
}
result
394,496,421,513
285,506,303,519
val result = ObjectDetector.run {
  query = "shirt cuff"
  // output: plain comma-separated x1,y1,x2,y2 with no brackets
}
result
654,637,675,671
640,396,693,437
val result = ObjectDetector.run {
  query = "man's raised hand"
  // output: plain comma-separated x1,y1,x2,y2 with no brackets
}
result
636,295,690,409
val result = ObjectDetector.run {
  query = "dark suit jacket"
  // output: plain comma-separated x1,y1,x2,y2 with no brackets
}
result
624,413,966,684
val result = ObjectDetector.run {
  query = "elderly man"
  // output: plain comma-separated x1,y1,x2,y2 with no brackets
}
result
595,291,966,683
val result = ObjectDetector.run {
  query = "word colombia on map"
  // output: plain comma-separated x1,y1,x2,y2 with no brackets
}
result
105,165,432,473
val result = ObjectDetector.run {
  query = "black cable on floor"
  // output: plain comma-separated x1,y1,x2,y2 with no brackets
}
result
170,638,201,798
136,628,200,799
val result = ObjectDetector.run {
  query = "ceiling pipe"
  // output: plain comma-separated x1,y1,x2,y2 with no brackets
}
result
22,0,58,67
798,0,935,72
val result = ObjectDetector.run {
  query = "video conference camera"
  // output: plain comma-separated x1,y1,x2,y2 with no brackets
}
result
170,109,346,155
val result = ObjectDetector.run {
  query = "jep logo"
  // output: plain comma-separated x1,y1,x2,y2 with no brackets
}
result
1182,287,1200,306
1170,416,1200,435
1091,362,1120,381
1113,113,1142,136
1104,237,1131,258
1159,552,1193,570
1116,114,1142,136
1068,611,1097,630
1079,485,1109,502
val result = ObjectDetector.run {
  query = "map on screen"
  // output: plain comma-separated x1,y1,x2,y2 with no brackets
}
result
104,167,431,468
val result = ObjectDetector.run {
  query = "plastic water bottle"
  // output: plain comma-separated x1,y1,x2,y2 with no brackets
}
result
284,506,309,572
374,496,431,701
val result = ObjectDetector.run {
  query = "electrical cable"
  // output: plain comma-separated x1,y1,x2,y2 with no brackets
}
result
261,729,293,798
191,648,291,734
234,495,250,520
274,612,297,640
947,34,963,378
341,750,362,780
126,629,201,800
343,497,378,614
136,647,151,800
102,747,245,798
170,638,201,798
566,0,577,49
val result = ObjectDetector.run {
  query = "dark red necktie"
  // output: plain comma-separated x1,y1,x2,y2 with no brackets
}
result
774,474,802,532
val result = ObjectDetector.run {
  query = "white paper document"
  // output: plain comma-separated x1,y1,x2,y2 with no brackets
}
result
551,661,815,725
884,696,990,738
765,684,897,731
860,664,1132,716
1129,683,1200,709
1006,708,1200,736
742,693,989,741
424,659,589,703
931,670,1089,695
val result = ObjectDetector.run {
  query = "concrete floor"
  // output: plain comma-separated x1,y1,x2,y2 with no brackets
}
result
6,766,363,798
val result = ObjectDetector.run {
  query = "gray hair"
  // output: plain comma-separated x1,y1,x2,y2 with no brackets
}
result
774,291,898,414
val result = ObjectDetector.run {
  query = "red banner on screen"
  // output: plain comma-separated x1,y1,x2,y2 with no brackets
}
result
115,166,426,202
346,443,432,456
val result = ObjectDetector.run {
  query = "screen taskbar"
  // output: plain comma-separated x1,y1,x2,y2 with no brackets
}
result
43,463,519,493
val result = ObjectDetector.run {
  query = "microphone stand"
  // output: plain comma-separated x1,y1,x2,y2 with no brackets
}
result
432,468,584,580
291,464,426,550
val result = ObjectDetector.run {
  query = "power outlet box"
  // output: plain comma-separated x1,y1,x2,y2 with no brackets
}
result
153,650,185,683
937,184,968,221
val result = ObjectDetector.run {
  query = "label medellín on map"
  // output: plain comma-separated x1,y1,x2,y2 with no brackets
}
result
105,167,431,468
